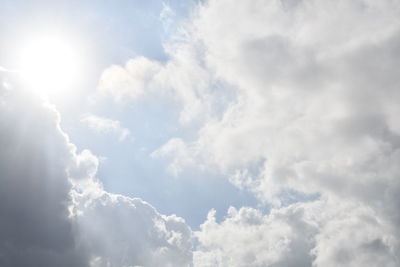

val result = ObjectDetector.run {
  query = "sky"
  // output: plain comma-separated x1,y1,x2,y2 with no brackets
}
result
0,0,400,266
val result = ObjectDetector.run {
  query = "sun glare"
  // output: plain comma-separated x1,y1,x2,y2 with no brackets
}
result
18,35,81,95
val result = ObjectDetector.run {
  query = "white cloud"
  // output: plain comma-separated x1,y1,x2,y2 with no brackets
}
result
194,204,316,267
189,0,400,264
81,114,131,141
73,191,192,267
97,33,216,124
97,0,400,265
145,0,400,209
194,199,399,267
97,56,162,102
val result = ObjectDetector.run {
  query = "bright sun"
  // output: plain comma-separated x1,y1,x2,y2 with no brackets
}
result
18,35,81,95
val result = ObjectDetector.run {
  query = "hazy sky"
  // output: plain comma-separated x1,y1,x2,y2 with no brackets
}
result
1,0,400,266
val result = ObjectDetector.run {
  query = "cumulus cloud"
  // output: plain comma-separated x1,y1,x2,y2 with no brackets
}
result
0,74,192,266
194,199,399,267
81,114,131,141
73,192,192,267
194,204,317,267
147,0,400,207
97,0,400,265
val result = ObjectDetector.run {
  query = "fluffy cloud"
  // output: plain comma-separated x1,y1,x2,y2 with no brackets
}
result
81,114,131,141
152,0,400,206
194,204,318,267
193,0,400,265
0,74,192,266
98,36,215,124
98,0,400,265
98,56,162,102
74,191,192,267
194,199,399,267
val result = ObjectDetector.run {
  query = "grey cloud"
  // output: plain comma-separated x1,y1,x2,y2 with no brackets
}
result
0,74,193,266
0,76,88,266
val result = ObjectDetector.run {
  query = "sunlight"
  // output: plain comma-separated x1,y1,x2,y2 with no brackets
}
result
18,34,81,95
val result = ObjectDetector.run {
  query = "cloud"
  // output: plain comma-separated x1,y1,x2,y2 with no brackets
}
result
194,199,399,267
73,191,192,267
98,56,162,102
148,0,400,208
191,0,400,265
0,74,88,266
0,74,192,266
68,148,194,267
97,32,216,124
96,0,400,265
194,204,317,267
183,1,400,224
160,3,176,33
151,138,204,176
3,0,400,266
81,114,131,141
